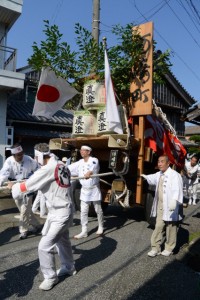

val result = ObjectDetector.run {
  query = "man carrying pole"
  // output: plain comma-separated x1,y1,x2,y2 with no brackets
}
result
68,144,104,239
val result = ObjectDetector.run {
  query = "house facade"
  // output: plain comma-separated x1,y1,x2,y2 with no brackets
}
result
0,0,25,167
153,72,196,137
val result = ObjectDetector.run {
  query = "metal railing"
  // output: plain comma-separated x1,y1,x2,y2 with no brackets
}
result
0,45,17,71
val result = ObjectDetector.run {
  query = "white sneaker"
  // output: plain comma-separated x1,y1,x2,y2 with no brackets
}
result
74,232,88,239
32,210,40,215
39,278,58,291
14,215,20,219
188,199,192,205
161,249,172,257
57,266,77,277
96,227,104,235
40,214,47,219
147,250,161,257
19,232,28,240
193,201,197,205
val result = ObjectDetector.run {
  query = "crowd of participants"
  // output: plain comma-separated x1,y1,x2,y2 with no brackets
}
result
0,143,199,290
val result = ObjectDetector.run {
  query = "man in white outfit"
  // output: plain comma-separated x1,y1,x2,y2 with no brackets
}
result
68,145,104,239
0,143,39,239
141,155,183,257
183,155,199,205
9,143,76,291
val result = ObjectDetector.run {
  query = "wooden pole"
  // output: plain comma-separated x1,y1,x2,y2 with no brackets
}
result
92,0,100,44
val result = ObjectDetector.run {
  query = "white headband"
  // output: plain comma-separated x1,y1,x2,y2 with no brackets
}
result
11,146,23,154
81,145,92,151
34,149,50,165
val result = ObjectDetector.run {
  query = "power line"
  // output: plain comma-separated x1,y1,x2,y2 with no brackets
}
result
164,0,200,49
176,0,200,34
50,0,64,24
133,0,200,83
189,0,200,24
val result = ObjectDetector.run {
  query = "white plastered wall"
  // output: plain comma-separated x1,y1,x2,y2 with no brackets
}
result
0,92,7,168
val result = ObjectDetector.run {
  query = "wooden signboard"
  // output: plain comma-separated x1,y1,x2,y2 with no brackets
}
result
129,22,153,116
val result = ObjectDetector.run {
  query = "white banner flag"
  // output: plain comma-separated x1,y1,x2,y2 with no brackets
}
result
32,67,78,118
105,49,123,134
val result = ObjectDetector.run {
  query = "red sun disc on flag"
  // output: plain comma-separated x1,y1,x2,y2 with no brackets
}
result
37,84,60,102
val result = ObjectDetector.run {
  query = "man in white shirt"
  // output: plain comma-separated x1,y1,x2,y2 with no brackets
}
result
0,143,39,239
10,143,76,291
68,145,104,239
141,155,183,257
183,155,199,205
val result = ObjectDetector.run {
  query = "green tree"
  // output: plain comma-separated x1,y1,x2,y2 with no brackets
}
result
28,20,171,108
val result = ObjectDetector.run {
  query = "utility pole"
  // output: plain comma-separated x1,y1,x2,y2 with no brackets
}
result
92,0,100,44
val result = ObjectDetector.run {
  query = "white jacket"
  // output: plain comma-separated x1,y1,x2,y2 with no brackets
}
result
184,160,199,185
12,156,72,215
145,167,183,221
68,156,102,202
0,155,38,184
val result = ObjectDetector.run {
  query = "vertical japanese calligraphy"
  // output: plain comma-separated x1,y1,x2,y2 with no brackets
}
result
83,80,106,110
129,22,153,116
72,110,97,136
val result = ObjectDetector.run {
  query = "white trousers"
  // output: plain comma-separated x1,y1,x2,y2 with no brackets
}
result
14,194,40,233
80,200,104,231
183,176,198,201
188,184,198,201
38,205,75,279
32,190,47,217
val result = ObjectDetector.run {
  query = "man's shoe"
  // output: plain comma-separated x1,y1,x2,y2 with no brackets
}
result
29,225,40,234
74,232,88,239
188,199,192,205
57,266,77,277
96,227,104,235
32,210,40,215
19,232,28,240
40,214,47,219
193,201,197,205
39,277,59,291
161,249,172,257
147,250,161,257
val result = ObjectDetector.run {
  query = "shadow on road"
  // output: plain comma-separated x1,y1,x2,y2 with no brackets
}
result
0,259,39,299
0,227,19,246
74,235,117,271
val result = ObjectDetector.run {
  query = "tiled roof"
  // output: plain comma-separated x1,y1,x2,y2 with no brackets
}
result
14,127,71,138
7,101,73,126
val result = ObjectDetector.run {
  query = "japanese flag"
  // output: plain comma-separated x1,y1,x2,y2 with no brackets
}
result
105,49,123,134
32,67,78,118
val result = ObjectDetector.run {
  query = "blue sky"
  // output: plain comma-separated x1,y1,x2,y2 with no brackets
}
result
8,0,200,104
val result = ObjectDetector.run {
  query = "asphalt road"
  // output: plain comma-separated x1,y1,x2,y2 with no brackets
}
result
0,194,200,300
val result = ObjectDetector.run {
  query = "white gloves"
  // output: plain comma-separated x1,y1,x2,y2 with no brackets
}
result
141,174,147,180
169,200,177,211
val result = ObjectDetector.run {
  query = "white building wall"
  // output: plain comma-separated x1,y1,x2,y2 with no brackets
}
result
0,92,7,167
0,0,24,168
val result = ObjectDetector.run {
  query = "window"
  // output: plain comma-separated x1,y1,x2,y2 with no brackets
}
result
6,127,13,146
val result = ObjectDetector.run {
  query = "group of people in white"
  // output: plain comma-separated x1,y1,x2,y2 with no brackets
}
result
0,142,199,291
0,142,103,290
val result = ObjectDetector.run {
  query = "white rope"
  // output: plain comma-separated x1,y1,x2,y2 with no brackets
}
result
152,99,177,135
